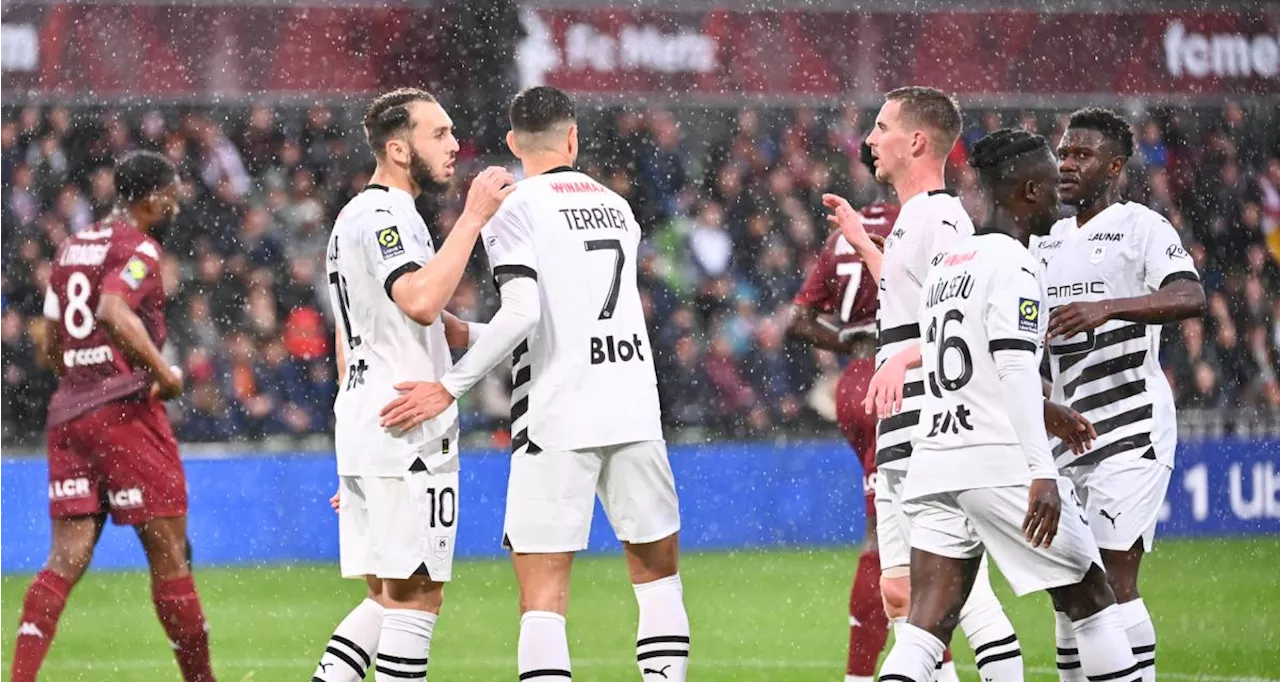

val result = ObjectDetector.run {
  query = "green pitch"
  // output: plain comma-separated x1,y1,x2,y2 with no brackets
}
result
3,538,1278,681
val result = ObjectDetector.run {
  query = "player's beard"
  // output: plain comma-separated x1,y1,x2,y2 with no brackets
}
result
409,148,451,197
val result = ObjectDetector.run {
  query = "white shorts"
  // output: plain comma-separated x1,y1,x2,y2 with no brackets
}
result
503,439,680,554
874,467,910,570
905,479,1103,597
1064,457,1172,552
339,448,460,582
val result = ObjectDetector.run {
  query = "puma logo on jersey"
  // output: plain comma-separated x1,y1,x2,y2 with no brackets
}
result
643,664,673,678
1099,508,1121,528
1088,232,1124,242
375,208,393,214
18,622,45,638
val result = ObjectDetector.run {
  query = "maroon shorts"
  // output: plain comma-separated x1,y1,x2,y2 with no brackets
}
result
836,358,878,518
46,397,187,526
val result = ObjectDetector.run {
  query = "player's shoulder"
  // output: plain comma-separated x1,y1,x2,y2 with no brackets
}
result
337,185,412,225
1123,202,1175,234
975,231,1037,266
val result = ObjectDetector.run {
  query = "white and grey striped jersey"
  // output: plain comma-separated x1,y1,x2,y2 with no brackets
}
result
874,189,975,471
326,183,458,476
482,167,663,454
1031,201,1198,470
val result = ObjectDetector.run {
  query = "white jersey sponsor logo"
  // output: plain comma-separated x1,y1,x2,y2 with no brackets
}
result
49,477,91,500
108,488,144,508
63,345,114,368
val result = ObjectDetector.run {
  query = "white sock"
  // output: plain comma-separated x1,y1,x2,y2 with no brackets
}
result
847,676,874,682
1072,605,1140,682
877,622,945,682
519,610,572,680
314,598,383,681
958,562,1023,682
936,661,960,682
634,574,690,682
375,609,435,681
1116,599,1155,681
1054,610,1085,682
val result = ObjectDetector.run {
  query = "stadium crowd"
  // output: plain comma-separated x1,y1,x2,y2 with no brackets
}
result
3,101,1279,446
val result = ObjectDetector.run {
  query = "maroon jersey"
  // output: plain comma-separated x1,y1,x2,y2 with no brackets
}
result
44,218,167,427
793,201,899,325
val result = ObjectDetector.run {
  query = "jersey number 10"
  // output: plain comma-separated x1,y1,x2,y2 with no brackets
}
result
329,272,361,348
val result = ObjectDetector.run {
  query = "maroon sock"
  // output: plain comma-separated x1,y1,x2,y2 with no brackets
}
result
152,575,215,682
847,550,889,677
11,569,73,682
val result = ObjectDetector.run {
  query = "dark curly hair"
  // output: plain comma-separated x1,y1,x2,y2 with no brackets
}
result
1066,107,1135,159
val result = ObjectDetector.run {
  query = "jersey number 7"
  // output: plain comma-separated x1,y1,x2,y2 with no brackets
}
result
584,239,625,320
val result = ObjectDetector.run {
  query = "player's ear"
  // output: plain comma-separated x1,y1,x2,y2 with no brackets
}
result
385,137,408,166
506,130,520,157
567,124,578,159
1108,154,1127,179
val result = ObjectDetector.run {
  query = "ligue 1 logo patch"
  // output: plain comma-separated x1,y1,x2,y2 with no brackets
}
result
377,226,405,259
119,256,149,290
1018,298,1040,333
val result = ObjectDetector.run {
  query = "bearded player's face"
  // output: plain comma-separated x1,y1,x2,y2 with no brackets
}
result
403,101,459,196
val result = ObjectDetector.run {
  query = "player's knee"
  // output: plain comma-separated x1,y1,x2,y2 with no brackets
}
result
519,581,570,616
880,573,910,618
1049,564,1115,621
623,534,679,584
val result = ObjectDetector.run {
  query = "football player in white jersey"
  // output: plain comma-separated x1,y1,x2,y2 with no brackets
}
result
1034,108,1205,680
828,87,1025,680
310,88,514,682
877,128,1142,682
382,87,688,682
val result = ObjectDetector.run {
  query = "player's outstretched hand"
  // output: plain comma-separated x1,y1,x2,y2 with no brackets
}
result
823,194,872,251
864,354,908,418
152,364,184,401
330,489,340,514
1047,301,1112,341
462,166,517,224
1023,478,1061,548
1043,401,1097,455
379,381,455,432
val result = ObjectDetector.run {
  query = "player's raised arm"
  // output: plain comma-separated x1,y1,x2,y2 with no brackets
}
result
387,167,515,325
380,200,540,430
824,193,884,283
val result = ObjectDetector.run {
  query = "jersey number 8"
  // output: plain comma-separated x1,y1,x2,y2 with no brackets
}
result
64,272,96,340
